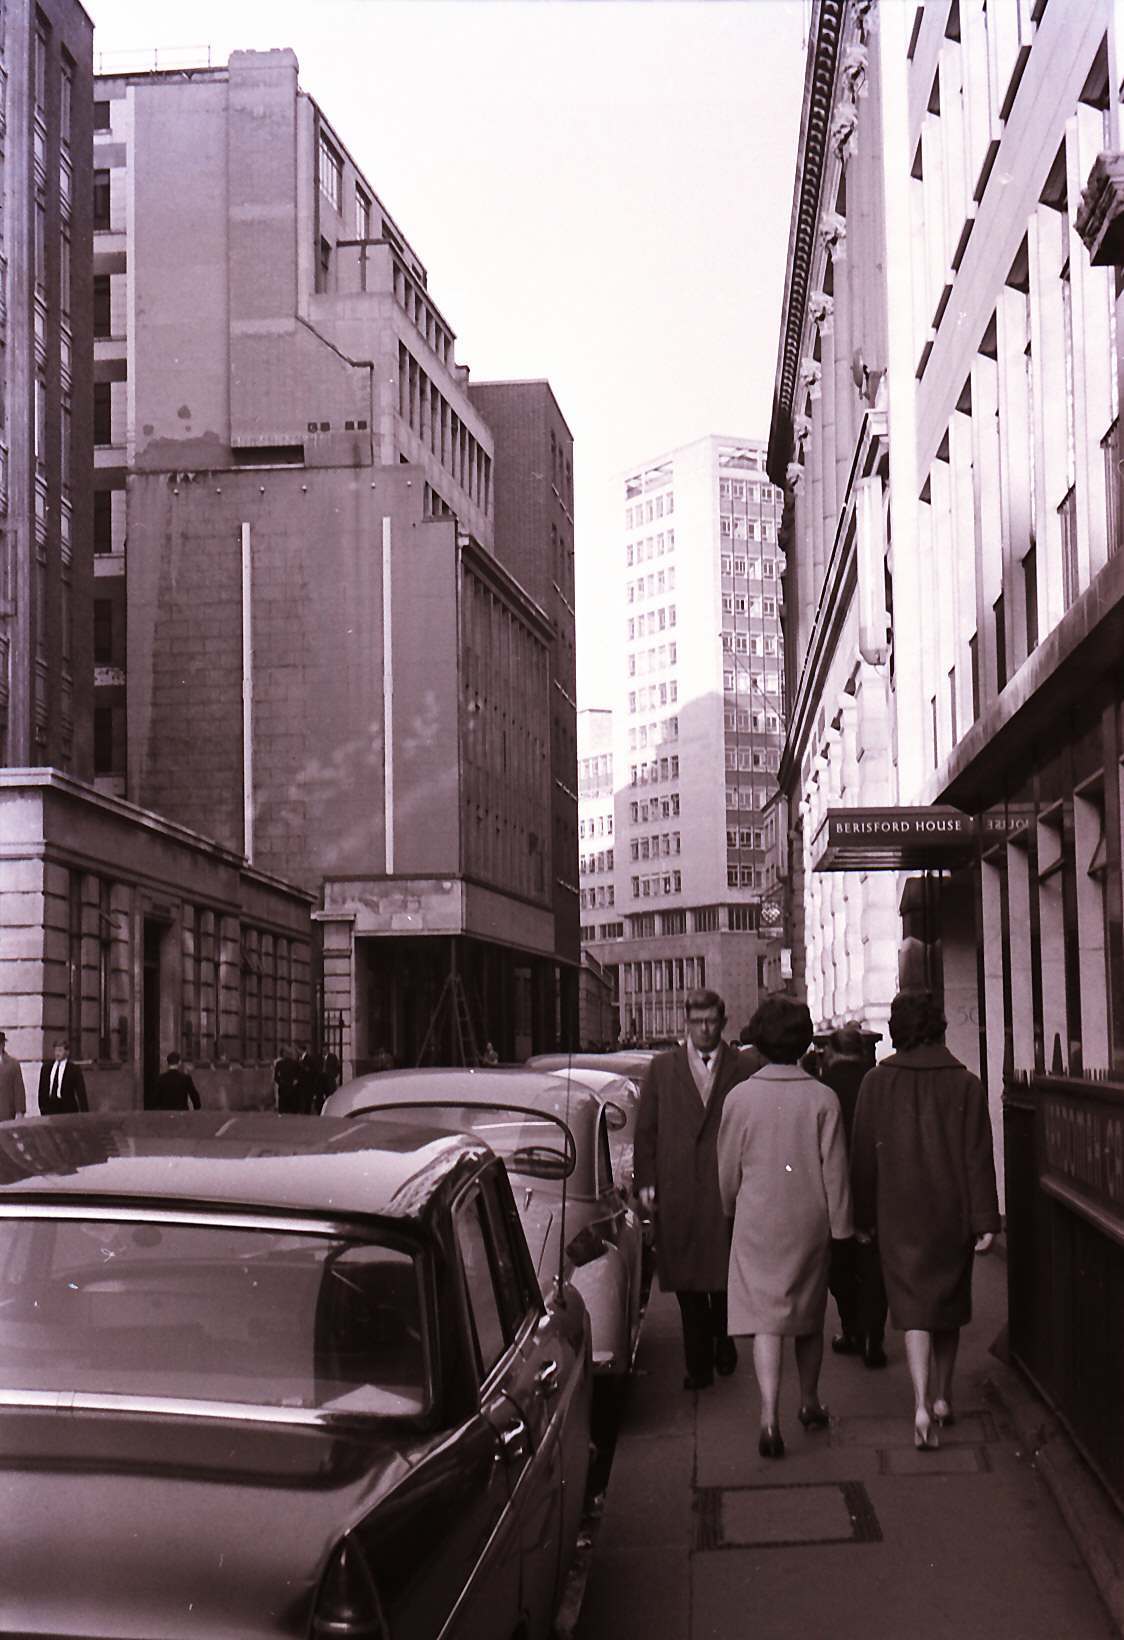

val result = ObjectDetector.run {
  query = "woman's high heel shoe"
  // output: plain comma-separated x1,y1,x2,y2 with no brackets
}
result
797,1402,830,1430
758,1425,785,1459
914,1409,939,1450
932,1398,955,1427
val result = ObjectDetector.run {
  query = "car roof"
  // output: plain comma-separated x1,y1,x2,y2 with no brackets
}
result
0,1113,492,1227
325,1066,605,1131
527,1051,655,1078
546,1067,637,1096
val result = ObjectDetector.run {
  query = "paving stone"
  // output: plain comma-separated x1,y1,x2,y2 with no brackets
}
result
881,1444,986,1476
718,1483,856,1547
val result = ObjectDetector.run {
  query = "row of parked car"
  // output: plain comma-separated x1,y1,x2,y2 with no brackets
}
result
0,1049,654,1639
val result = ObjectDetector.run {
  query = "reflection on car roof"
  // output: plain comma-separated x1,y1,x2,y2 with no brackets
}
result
325,1066,605,1131
0,1113,490,1224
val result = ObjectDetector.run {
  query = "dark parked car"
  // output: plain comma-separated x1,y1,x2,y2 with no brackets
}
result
0,1112,592,1639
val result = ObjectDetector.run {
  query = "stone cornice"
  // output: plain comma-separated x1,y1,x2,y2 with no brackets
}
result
766,0,846,487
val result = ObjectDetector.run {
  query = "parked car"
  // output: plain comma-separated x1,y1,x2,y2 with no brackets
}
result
325,1067,644,1384
541,1066,640,1192
0,1111,592,1640
527,1050,656,1083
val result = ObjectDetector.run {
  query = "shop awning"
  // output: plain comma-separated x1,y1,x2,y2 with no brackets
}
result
811,805,977,871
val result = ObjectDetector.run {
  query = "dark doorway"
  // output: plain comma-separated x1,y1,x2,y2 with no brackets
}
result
142,920,164,1107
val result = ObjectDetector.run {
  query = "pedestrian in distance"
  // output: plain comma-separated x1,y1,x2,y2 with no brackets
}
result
634,988,758,1392
818,1023,889,1368
37,1039,88,1115
0,1031,26,1121
850,989,1000,1451
296,1047,324,1115
717,994,853,1459
321,1049,342,1094
149,1051,202,1111
274,1045,302,1114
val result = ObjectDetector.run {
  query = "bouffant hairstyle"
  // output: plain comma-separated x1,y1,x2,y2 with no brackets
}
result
744,994,814,1064
889,990,947,1052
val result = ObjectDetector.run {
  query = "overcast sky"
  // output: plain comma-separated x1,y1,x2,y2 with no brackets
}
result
87,0,808,709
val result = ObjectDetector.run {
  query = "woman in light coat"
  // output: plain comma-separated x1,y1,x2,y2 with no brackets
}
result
717,995,852,1458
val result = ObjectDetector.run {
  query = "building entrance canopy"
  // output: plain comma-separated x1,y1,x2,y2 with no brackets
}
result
811,806,979,871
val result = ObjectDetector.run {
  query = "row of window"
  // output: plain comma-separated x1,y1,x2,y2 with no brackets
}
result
621,955,708,994
627,605,676,642
626,530,676,566
728,865,767,889
628,715,678,752
398,341,491,512
725,746,780,773
719,515,776,542
628,641,677,678
724,707,782,734
629,789,679,822
629,759,680,788
391,261,453,369
722,631,781,660
581,920,624,942
627,566,676,603
725,784,774,813
579,849,614,874
580,883,615,911
720,554,778,578
578,811,612,839
631,870,683,899
718,478,780,504
629,831,681,861
628,680,677,714
723,668,781,695
726,827,768,850
625,491,674,530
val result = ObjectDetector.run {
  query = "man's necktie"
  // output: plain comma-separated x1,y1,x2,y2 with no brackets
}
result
51,1062,61,1101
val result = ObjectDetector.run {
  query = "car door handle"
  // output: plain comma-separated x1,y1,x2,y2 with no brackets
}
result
496,1418,527,1455
535,1359,560,1395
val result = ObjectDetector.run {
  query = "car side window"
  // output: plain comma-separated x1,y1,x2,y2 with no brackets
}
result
455,1189,509,1381
480,1166,538,1336
597,1112,614,1195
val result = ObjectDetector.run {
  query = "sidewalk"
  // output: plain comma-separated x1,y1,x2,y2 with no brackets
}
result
575,1251,1120,1640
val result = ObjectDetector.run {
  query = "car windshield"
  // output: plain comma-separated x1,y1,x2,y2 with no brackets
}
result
0,1214,429,1418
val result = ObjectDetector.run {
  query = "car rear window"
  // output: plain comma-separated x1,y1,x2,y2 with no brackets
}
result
0,1215,429,1418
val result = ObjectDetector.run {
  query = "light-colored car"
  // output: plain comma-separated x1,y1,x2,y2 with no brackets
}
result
542,1067,640,1197
325,1067,645,1381
0,1111,592,1640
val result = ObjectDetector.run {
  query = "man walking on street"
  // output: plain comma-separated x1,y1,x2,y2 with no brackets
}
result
38,1040,88,1115
634,988,757,1390
0,1032,26,1121
149,1052,202,1111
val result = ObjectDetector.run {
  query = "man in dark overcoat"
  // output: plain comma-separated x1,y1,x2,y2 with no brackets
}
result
634,988,759,1390
149,1052,202,1111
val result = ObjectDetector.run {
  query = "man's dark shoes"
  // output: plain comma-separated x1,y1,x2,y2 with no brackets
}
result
758,1425,785,1459
714,1336,738,1377
831,1332,861,1355
863,1339,888,1369
683,1373,714,1392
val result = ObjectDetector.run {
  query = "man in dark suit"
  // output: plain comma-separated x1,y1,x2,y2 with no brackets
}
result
38,1039,88,1115
820,1023,888,1368
149,1052,202,1111
634,988,758,1391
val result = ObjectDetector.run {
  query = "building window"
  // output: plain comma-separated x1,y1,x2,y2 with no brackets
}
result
94,99,111,131
93,599,112,665
969,632,979,721
318,133,342,210
93,274,110,337
94,490,113,554
93,381,112,446
93,169,111,231
1023,546,1038,654
355,186,371,239
994,592,1007,692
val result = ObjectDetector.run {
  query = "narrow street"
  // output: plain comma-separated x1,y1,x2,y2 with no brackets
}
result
575,1248,1118,1640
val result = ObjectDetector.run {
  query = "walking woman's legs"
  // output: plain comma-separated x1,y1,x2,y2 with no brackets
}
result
794,1331,824,1405
752,1334,783,1429
905,1328,937,1447
930,1326,960,1414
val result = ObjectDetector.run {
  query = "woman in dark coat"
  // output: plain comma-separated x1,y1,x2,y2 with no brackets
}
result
850,991,1000,1450
717,996,852,1458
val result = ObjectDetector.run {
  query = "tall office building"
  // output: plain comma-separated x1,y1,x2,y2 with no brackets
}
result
583,435,785,1039
91,50,576,1071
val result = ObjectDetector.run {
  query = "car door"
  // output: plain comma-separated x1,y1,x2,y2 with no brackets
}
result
443,1181,531,1640
592,1106,644,1350
480,1163,590,1631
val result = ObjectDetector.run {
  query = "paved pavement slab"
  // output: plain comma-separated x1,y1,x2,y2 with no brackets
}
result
574,1250,1120,1640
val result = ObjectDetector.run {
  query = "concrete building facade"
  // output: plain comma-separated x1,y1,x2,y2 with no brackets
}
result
583,436,786,1041
770,0,1124,1192
91,50,575,1071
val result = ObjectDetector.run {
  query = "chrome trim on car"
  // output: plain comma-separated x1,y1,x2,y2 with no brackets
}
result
0,1202,366,1237
0,1388,406,1427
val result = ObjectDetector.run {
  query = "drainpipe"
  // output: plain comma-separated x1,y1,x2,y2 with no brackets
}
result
241,522,254,863
382,515,395,874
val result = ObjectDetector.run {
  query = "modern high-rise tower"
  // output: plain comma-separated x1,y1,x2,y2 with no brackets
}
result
582,434,786,1039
